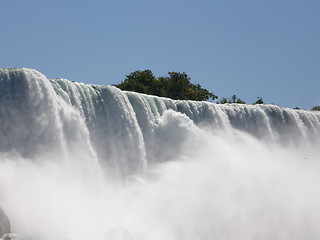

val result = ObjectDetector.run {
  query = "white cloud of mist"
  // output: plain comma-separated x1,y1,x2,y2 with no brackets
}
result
0,114,320,240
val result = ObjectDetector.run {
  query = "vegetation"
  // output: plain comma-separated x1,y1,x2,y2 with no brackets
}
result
115,70,217,101
253,97,264,105
217,96,267,105
217,95,246,104
114,70,318,111
311,106,320,111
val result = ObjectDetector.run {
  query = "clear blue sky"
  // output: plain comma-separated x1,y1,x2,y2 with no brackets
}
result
1,0,319,109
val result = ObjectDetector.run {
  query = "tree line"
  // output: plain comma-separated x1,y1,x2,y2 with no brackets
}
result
115,70,217,101
312,106,320,111
115,70,319,110
114,70,255,103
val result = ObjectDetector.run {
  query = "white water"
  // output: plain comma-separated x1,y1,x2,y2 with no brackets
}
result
0,68,320,240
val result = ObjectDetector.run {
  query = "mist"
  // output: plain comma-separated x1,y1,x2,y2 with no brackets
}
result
0,68,320,240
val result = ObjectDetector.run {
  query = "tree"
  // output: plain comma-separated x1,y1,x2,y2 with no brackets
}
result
217,97,229,104
217,95,246,104
187,84,217,101
115,70,217,101
253,97,264,105
166,72,191,100
232,95,246,104
115,70,157,95
311,106,320,111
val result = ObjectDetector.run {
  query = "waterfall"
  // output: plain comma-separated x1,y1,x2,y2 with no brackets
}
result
0,68,320,240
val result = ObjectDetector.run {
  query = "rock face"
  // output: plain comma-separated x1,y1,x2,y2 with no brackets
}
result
0,207,10,237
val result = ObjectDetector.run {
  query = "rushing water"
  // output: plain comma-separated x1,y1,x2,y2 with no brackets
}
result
0,68,320,240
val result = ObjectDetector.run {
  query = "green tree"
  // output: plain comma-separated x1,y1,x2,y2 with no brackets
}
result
116,70,157,95
232,95,246,104
156,76,169,97
217,95,245,104
115,70,217,101
311,106,320,111
253,97,264,105
166,72,191,100
187,84,217,101
217,97,229,104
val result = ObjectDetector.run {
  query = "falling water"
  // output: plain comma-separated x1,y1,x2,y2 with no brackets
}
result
0,68,320,240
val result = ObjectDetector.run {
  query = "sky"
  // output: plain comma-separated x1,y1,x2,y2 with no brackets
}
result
1,0,319,109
